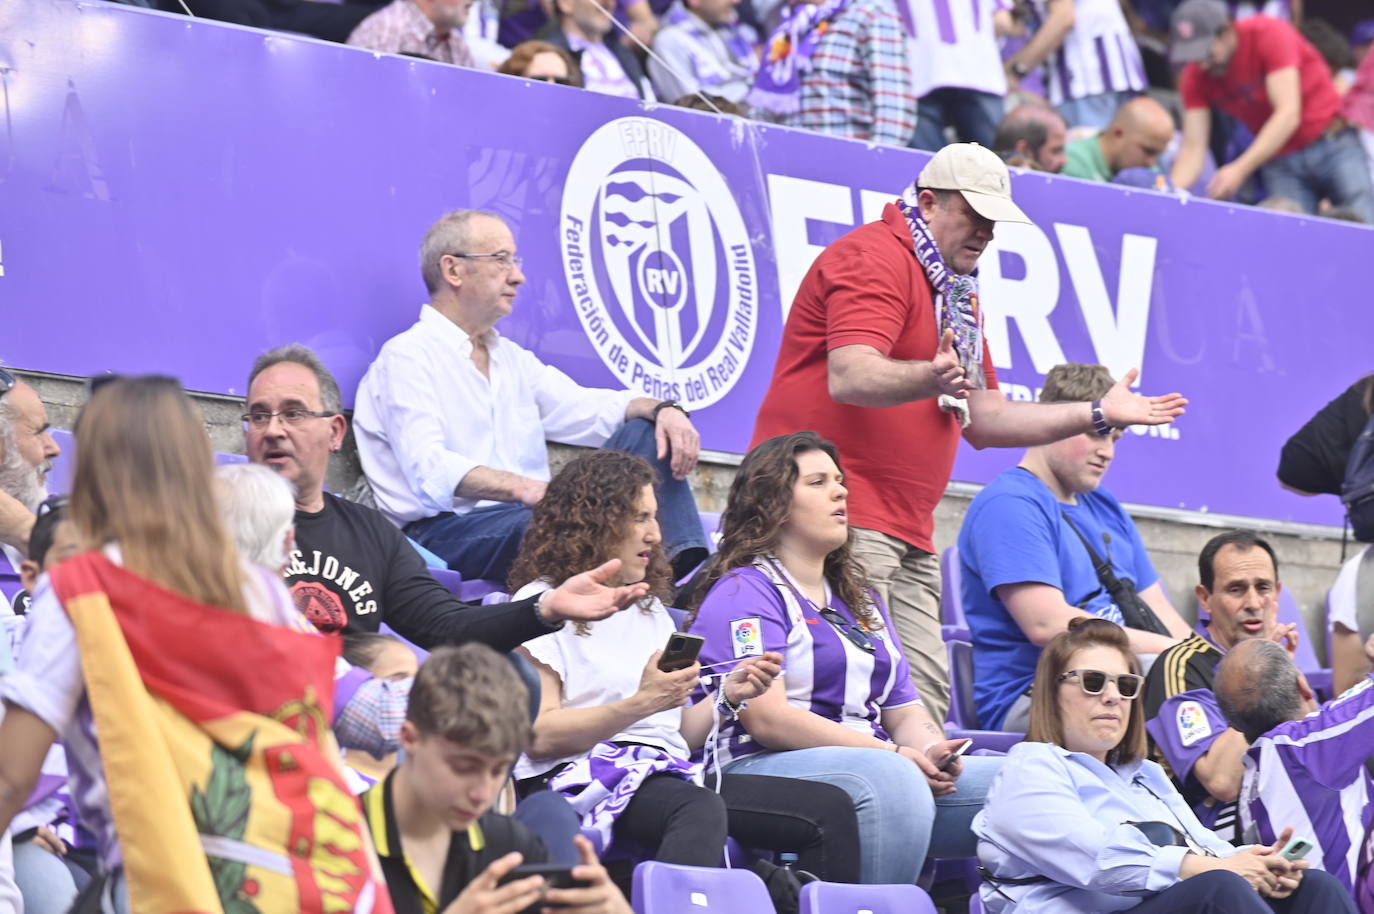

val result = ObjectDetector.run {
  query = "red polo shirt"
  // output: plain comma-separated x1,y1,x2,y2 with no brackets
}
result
751,202,998,554
1179,16,1339,158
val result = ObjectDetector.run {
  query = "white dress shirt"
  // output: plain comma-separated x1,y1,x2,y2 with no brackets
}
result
353,305,636,527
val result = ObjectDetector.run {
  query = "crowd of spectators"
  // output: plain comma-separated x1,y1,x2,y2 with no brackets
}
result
0,94,1371,911
123,0,1374,221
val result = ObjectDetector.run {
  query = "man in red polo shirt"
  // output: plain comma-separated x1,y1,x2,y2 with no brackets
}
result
1169,0,1374,222
751,143,1188,724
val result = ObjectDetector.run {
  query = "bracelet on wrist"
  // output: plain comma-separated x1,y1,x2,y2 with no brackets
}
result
716,690,746,717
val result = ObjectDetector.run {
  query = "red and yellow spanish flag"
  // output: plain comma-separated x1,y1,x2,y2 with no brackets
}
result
51,551,394,914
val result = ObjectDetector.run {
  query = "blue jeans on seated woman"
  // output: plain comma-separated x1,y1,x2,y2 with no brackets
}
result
724,747,1002,884
405,418,709,583
1127,868,1355,913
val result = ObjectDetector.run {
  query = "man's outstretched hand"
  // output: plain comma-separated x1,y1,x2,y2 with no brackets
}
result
540,559,650,625
1100,369,1188,429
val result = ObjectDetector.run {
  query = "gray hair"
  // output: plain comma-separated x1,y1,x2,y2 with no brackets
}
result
0,393,48,512
1215,640,1306,742
215,463,296,572
247,344,343,415
419,210,503,295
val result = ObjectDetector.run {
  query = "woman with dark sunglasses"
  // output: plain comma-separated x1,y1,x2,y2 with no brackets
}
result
686,431,1002,885
973,617,1355,913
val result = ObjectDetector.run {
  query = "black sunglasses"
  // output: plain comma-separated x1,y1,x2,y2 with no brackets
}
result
0,367,16,399
1059,668,1143,700
818,606,876,654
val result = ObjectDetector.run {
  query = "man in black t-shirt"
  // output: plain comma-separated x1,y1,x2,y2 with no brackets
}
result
243,344,649,650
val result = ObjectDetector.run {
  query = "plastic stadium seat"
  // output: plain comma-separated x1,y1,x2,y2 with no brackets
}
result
968,890,985,913
799,881,937,914
631,861,773,914
940,546,970,642
1279,588,1332,699
946,639,1024,752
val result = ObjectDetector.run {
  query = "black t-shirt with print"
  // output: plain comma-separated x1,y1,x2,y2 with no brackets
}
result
285,494,555,651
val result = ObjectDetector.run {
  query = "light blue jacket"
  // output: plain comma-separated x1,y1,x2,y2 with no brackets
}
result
973,741,1238,912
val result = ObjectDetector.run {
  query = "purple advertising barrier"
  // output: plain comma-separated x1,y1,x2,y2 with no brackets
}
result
2,0,1371,528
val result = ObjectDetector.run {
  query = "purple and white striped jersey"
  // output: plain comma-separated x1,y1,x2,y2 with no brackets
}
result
1238,674,1374,891
689,561,921,768
904,0,1011,98
1025,0,1145,106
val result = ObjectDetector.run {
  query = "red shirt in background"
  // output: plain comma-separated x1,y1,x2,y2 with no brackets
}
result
751,202,998,555
1179,16,1339,158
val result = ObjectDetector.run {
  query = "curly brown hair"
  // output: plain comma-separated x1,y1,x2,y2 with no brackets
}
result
687,432,878,629
508,450,671,633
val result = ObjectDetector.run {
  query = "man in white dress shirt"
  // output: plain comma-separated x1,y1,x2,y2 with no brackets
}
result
354,210,709,585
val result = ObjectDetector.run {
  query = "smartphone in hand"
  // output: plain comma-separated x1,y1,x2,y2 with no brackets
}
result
938,738,973,771
658,633,705,672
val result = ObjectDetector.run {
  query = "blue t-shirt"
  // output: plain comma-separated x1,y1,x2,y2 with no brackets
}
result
959,467,1158,729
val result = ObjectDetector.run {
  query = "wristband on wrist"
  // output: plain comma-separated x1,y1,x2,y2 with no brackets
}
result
652,399,691,421
716,690,746,717
1090,399,1112,437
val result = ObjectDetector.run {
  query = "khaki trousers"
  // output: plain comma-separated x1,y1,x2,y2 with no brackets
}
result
850,527,949,726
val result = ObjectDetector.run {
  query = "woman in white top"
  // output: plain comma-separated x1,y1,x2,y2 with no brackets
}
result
509,450,862,884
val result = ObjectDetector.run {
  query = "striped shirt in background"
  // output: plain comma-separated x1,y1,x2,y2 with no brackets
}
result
905,0,1012,99
1238,674,1374,892
347,0,477,67
1024,0,1144,106
792,0,917,147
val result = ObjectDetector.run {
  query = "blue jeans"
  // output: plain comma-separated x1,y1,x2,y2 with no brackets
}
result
912,88,1005,152
13,837,79,914
724,747,1002,885
514,790,583,865
405,419,708,583
1056,90,1136,131
1128,868,1356,913
1260,129,1374,224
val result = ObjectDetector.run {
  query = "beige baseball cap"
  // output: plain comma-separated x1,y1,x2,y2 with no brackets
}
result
917,143,1032,224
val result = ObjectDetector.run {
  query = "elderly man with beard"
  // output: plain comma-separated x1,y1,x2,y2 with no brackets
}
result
0,370,60,616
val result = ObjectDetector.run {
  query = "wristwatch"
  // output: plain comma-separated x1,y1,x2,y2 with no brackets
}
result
652,399,691,420
1009,61,1029,79
1090,400,1113,437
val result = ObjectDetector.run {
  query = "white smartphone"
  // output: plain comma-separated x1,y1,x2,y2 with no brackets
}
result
938,738,973,771
1280,836,1314,862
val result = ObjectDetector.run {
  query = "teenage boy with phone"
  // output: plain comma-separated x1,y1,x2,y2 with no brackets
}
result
364,643,633,914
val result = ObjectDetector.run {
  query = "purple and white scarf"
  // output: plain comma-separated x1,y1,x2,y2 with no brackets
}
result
897,184,987,427
746,0,852,116
547,741,701,853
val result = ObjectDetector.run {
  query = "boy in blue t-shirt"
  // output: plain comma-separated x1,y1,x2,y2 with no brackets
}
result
958,363,1190,731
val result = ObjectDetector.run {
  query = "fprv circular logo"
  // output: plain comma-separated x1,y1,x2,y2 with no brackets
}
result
560,117,758,410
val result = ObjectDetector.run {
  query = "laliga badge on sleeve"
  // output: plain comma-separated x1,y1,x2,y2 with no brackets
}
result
731,617,763,658
1176,700,1212,747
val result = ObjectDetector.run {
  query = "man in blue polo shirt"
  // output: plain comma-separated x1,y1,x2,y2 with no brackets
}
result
959,363,1189,731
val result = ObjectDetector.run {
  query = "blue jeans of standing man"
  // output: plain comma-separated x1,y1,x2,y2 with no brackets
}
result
724,747,1002,884
911,88,1005,152
405,418,708,584
1260,129,1374,224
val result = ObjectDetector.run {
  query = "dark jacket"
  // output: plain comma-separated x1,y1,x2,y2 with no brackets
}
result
536,21,653,99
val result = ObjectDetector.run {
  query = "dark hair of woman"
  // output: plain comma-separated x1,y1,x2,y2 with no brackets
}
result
508,450,670,631
687,431,877,629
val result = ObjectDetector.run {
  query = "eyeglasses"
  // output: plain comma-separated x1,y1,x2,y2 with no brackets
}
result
0,368,14,400
447,251,524,270
1059,669,1143,700
36,495,69,518
818,606,876,654
241,408,338,428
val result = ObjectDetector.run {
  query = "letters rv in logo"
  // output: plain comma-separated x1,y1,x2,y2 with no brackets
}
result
561,118,758,410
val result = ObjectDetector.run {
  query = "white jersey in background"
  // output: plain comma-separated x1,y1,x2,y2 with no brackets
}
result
1025,0,1145,106
905,0,1011,98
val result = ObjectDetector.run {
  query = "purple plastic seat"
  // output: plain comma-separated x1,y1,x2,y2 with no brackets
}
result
968,890,985,913
940,546,970,642
631,861,772,914
799,880,937,914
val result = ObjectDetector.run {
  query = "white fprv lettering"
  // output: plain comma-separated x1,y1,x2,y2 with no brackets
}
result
768,175,854,319
1055,224,1156,385
979,222,1066,374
